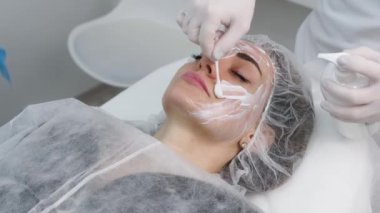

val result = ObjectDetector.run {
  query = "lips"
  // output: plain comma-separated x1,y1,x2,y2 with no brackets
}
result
181,72,210,96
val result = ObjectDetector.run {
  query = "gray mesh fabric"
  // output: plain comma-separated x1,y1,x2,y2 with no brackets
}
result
222,35,315,193
0,99,262,213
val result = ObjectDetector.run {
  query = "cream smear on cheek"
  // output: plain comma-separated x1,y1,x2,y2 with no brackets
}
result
190,85,265,123
185,42,274,141
190,58,266,125
186,60,268,140
213,41,272,104
186,84,268,142
214,60,252,106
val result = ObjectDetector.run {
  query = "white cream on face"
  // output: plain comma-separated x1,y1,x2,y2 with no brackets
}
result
214,57,257,106
191,85,265,122
184,42,275,142
187,84,268,142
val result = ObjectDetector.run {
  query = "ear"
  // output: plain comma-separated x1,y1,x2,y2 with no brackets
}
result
238,123,275,152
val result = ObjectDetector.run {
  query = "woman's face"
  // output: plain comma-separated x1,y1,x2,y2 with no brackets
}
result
163,41,275,142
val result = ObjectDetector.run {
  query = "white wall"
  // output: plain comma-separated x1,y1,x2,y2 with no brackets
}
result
0,0,119,125
251,0,311,50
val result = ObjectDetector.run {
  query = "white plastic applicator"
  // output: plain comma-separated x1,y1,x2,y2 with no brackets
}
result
214,61,224,98
213,60,254,106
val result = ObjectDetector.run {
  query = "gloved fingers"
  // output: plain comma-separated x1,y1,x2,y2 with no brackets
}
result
181,14,193,35
320,101,374,123
187,18,202,44
321,79,376,105
176,10,187,28
199,17,220,60
337,54,380,80
345,46,380,64
212,20,250,61
177,10,193,34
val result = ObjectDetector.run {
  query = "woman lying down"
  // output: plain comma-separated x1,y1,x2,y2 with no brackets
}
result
0,35,314,212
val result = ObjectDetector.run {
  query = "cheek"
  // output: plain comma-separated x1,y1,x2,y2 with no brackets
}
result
190,82,272,142
190,100,259,142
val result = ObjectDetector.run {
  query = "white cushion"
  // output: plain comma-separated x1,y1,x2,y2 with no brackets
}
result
101,58,372,213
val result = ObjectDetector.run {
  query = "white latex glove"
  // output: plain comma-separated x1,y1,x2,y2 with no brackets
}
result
320,47,380,124
177,0,256,61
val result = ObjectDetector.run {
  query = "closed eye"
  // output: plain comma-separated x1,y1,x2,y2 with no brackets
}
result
232,70,250,83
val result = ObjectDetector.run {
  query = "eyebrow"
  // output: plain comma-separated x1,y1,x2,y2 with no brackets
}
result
236,52,262,76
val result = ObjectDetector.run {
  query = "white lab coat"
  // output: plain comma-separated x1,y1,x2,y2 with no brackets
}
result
295,0,380,63
294,0,380,140
295,1,380,212
0,99,259,213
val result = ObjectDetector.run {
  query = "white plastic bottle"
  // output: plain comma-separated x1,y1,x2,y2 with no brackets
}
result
319,53,370,140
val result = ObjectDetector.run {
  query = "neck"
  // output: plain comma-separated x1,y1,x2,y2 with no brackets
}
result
154,118,240,173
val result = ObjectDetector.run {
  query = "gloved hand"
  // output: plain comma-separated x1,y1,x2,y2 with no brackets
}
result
177,0,256,61
320,47,380,124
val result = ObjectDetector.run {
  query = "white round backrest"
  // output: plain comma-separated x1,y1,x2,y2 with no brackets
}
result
68,0,198,87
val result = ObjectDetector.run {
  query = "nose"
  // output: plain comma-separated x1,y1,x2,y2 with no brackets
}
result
199,57,216,79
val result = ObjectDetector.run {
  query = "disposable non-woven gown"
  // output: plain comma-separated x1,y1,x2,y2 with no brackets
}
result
0,99,262,213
